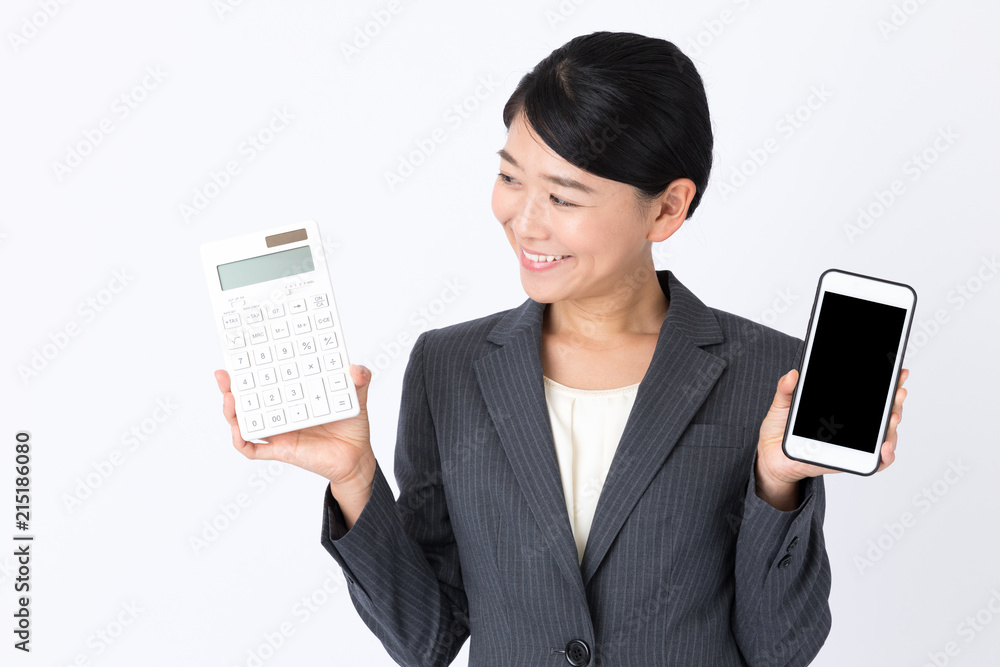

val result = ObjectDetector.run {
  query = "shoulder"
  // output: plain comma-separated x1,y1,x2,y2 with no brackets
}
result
411,304,518,365
706,305,804,378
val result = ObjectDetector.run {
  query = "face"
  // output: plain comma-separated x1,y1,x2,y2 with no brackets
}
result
491,113,672,305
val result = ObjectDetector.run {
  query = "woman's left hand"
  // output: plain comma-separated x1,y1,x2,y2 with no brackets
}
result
754,368,909,508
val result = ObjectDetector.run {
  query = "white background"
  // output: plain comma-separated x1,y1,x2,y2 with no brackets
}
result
2,1,998,665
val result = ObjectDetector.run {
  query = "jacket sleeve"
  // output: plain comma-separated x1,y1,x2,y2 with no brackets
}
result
730,447,833,666
319,330,470,666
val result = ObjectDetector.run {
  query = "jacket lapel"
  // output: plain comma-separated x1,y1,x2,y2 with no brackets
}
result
473,270,727,595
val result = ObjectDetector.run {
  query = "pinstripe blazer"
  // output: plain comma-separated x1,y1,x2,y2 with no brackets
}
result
320,269,832,666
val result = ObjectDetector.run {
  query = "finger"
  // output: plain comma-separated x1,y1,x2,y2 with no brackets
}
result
899,368,910,387
215,369,231,393
877,439,895,472
221,388,239,426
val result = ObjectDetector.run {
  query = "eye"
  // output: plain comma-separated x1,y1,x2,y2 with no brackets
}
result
550,194,576,208
497,172,517,185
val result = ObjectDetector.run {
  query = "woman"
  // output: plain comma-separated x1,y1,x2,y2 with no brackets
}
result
214,31,908,666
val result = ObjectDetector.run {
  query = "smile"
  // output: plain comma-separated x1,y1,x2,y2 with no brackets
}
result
523,250,571,262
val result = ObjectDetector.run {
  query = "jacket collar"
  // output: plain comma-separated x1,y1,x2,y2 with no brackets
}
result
473,270,727,594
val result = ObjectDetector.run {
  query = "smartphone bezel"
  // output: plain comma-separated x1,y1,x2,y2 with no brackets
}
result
781,268,917,476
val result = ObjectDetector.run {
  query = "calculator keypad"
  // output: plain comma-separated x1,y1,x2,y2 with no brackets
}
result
224,292,355,435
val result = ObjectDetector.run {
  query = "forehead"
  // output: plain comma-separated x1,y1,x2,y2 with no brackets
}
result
500,114,606,188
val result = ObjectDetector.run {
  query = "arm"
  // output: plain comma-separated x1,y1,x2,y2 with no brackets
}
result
320,331,470,666
731,450,833,666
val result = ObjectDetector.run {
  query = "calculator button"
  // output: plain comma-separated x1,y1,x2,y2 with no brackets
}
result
266,303,285,319
307,379,330,416
271,323,290,339
259,367,277,385
318,332,339,350
235,372,255,391
246,413,264,432
248,326,268,345
223,314,241,329
244,307,263,324
265,409,287,428
263,389,282,407
283,382,303,402
289,404,308,422
253,346,273,365
279,363,299,380
311,294,329,309
301,357,321,376
292,316,312,335
289,298,307,314
231,351,250,370
275,343,295,360
226,332,246,350
322,352,344,372
325,372,348,393
332,393,353,413
314,311,334,329
241,393,260,411
297,338,316,355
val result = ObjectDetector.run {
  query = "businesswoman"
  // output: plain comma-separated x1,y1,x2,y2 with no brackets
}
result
214,31,908,666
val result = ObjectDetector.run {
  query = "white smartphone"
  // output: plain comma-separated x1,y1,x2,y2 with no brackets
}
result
781,269,917,476
201,220,361,441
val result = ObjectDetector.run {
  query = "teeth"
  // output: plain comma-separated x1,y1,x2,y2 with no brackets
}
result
524,250,569,262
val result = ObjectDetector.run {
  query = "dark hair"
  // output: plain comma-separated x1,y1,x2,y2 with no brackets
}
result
502,31,713,218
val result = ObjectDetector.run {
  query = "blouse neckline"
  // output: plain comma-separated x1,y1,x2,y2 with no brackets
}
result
542,375,641,397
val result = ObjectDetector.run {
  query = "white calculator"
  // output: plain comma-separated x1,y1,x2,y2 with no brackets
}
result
201,220,360,440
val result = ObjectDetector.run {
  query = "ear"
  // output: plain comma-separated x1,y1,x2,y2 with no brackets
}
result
647,178,696,243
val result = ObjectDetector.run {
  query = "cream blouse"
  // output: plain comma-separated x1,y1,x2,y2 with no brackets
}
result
542,375,641,565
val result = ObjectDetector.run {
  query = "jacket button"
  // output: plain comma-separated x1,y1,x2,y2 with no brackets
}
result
778,554,793,569
565,639,591,666
787,536,799,552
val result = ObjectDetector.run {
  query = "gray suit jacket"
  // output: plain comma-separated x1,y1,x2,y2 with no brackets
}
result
320,269,832,666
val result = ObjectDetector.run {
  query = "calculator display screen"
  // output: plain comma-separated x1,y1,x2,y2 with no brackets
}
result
217,246,314,291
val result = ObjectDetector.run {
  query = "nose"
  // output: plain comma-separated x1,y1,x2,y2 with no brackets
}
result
511,191,549,238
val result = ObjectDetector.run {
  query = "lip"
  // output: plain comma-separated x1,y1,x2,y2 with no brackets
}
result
519,245,572,272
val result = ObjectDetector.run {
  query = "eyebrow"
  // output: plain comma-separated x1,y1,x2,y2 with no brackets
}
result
496,148,597,195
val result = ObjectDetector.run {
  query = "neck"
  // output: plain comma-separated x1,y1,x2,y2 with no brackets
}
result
543,263,668,343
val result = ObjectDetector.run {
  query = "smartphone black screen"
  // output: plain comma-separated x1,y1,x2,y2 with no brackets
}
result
791,292,907,453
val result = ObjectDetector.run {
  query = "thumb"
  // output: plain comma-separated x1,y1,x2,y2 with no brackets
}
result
771,369,798,411
350,364,372,408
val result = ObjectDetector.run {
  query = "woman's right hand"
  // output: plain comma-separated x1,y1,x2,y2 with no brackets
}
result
213,364,377,495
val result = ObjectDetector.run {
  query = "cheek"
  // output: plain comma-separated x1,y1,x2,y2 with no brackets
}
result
491,182,514,223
